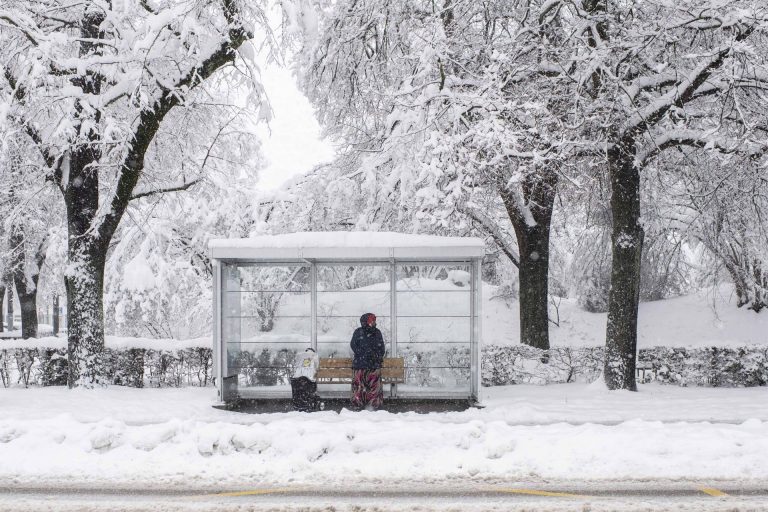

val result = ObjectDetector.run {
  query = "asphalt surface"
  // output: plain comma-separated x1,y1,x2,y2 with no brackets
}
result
1,481,767,511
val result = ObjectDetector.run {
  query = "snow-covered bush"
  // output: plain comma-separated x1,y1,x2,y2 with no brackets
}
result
482,345,768,387
447,270,471,287
3,341,766,389
1,348,69,388
489,261,519,307
576,272,611,313
482,345,604,386
231,349,296,387
640,346,768,387
0,347,212,389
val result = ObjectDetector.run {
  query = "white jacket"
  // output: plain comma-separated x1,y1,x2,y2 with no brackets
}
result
293,349,319,381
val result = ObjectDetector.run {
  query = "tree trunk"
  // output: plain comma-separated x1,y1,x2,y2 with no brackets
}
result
604,140,643,391
0,284,4,332
64,151,108,387
10,225,41,339
65,248,106,387
62,8,108,386
53,295,60,336
514,224,553,350
500,168,558,351
6,280,14,331
17,293,38,339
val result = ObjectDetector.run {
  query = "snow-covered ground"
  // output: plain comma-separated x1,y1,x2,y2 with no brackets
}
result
1,384,766,489
486,285,768,348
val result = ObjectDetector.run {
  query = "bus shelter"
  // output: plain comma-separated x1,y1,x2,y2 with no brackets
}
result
210,232,484,403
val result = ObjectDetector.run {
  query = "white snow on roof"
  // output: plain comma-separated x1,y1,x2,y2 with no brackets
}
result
209,232,486,260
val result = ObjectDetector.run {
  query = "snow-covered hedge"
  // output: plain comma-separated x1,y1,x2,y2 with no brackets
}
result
482,345,768,387
482,345,604,385
0,345,212,388
638,346,768,387
3,338,767,388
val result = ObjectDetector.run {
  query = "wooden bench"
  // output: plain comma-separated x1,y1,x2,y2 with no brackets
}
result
317,358,405,384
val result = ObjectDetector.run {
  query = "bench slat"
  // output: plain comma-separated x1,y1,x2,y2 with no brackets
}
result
319,358,404,367
316,357,405,384
317,368,353,379
316,375,404,382
319,358,353,369
381,368,404,379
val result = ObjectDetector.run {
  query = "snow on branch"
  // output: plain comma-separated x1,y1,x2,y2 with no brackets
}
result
0,11,44,46
2,67,60,179
130,178,203,201
624,72,679,101
626,49,731,135
635,130,739,165
98,0,253,246
626,22,758,136
460,205,520,267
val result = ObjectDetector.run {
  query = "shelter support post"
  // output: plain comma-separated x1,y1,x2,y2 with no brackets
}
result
471,258,482,402
390,260,398,398
212,260,222,400
310,262,318,351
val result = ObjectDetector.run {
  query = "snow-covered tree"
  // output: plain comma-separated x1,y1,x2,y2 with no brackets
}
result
547,0,768,389
293,0,592,351
0,130,60,338
669,153,768,312
0,0,272,385
104,116,263,339
296,0,768,391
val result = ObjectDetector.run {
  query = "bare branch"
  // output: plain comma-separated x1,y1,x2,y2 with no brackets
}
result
460,204,520,267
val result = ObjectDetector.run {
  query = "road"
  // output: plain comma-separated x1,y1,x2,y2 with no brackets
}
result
1,481,767,511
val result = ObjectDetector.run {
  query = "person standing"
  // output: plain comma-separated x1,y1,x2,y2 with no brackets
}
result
350,313,386,410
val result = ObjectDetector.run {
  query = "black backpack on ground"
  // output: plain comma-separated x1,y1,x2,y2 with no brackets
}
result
290,376,319,412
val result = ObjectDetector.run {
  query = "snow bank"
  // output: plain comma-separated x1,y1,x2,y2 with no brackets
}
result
3,415,765,487
0,385,766,487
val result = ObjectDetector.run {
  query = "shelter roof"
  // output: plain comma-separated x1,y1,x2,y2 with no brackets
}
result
209,231,485,261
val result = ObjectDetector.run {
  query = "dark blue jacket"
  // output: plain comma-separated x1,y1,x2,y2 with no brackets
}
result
351,315,386,370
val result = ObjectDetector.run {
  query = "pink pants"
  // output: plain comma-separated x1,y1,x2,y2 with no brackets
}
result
351,369,383,409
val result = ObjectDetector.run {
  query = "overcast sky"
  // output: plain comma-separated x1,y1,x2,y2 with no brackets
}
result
254,61,335,191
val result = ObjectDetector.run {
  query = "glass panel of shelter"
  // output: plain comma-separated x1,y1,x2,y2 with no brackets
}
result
222,261,472,392
316,263,391,359
223,263,311,389
396,264,472,391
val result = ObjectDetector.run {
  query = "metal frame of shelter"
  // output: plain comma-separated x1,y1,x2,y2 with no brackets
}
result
210,234,484,403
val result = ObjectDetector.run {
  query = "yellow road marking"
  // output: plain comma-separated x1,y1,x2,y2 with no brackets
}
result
209,488,292,497
494,488,590,498
699,487,729,497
